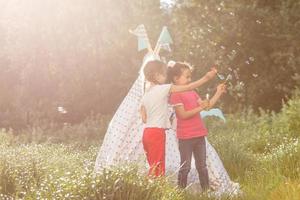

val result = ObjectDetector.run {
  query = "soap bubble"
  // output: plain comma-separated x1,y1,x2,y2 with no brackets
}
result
249,57,255,62
217,73,225,80
226,74,233,81
234,70,239,79
57,106,67,114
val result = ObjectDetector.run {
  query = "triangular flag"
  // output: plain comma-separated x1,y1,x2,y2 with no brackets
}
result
130,24,152,51
155,26,173,53
160,43,172,52
157,26,173,44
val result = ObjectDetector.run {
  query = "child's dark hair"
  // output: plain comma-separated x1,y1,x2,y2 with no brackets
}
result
143,60,166,83
167,62,192,83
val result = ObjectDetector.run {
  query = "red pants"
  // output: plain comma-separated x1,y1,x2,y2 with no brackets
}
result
142,128,166,177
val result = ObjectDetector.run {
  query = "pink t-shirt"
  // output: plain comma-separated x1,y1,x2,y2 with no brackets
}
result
169,91,208,139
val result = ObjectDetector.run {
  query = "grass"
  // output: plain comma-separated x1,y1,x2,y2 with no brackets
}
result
0,90,299,199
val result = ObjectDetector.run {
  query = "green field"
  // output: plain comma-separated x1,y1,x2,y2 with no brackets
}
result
0,90,299,200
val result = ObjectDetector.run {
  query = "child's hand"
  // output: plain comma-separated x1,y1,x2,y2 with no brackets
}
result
217,83,227,94
199,99,210,110
205,67,218,79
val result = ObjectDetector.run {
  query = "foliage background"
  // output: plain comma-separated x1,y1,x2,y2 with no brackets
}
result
0,0,299,129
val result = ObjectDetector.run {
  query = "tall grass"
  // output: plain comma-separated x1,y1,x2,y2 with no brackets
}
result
0,90,299,199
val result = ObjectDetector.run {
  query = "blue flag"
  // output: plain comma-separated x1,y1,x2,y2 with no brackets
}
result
200,108,226,122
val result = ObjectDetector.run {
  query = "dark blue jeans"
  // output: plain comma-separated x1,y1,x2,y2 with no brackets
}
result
178,136,209,190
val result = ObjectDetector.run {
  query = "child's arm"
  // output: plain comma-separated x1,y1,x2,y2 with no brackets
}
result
207,84,226,109
140,105,147,123
170,68,217,93
174,100,209,120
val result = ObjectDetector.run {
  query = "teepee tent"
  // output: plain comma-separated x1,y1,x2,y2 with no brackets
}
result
94,25,239,196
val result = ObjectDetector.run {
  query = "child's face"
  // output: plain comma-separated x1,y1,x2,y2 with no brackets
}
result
174,69,192,85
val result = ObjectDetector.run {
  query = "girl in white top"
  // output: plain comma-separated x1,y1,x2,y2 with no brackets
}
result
140,60,216,177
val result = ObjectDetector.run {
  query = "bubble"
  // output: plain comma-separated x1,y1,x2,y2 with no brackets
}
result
217,7,221,11
249,57,255,62
233,70,239,79
229,12,235,16
226,74,233,81
236,82,244,91
245,60,250,65
57,106,67,114
217,73,225,80
256,20,262,24
210,41,217,46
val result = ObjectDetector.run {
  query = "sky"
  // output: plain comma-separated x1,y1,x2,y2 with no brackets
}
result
161,0,175,6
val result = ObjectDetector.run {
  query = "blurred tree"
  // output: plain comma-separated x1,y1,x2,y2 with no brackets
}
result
0,0,299,129
0,0,166,128
169,0,300,112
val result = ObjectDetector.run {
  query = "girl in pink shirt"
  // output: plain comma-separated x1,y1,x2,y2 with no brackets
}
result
168,62,226,190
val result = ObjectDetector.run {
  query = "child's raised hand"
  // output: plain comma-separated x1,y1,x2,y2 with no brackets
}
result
205,67,218,79
217,83,227,94
199,99,210,110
